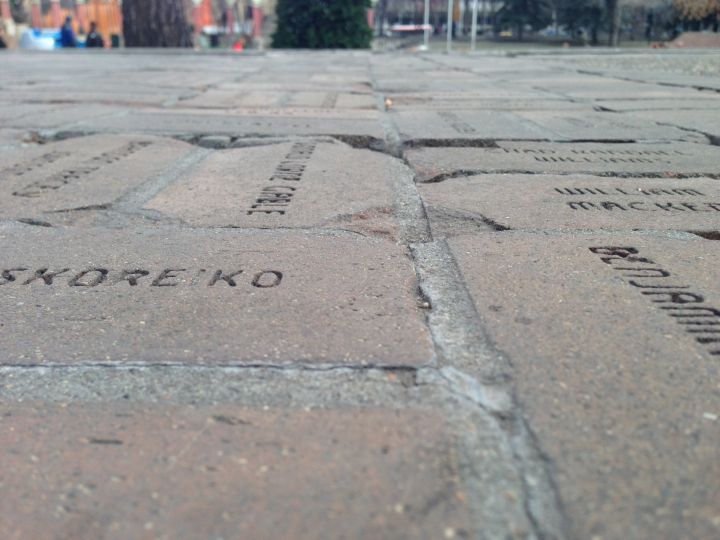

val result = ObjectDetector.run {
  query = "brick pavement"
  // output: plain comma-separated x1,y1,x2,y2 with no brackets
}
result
1,49,719,540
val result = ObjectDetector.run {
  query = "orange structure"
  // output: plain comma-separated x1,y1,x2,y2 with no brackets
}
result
0,0,11,25
22,0,269,47
192,0,214,34
36,0,121,43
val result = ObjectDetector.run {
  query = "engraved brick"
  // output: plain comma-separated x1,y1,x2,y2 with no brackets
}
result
390,110,555,141
419,174,720,233
406,142,720,181
0,134,196,221
0,228,432,366
145,140,401,236
448,233,720,540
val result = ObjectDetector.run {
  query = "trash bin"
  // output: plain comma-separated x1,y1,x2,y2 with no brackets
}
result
209,33,220,48
110,34,121,48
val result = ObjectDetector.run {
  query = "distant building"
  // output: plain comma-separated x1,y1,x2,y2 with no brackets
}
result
0,1,280,46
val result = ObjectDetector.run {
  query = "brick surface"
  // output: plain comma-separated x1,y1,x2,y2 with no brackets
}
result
3,48,720,540
0,403,470,540
449,233,720,540
0,227,432,366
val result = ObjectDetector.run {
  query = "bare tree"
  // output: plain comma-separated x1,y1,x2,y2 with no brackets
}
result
673,0,720,20
606,0,622,45
375,0,388,36
122,0,194,47
9,0,29,23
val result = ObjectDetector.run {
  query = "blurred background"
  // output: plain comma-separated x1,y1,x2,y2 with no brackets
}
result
0,0,718,51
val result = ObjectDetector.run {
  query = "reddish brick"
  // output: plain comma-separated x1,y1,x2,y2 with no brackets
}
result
0,404,471,540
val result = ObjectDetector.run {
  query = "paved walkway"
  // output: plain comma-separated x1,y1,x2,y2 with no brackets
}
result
1,49,719,540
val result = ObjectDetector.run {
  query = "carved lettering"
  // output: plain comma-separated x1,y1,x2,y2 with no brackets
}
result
13,142,151,198
118,269,150,286
438,112,476,134
600,202,627,211
248,141,316,215
252,271,283,288
69,268,109,287
1,266,285,290
568,201,597,210
208,270,244,287
642,291,705,304
0,267,28,285
152,269,186,287
628,280,689,289
591,247,720,357
23,268,70,285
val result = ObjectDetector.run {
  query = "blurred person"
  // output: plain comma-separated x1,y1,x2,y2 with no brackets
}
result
0,21,7,49
60,16,77,48
85,22,105,48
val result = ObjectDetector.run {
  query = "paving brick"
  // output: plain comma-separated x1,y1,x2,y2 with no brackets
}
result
448,233,720,540
391,110,555,141
0,403,471,540
420,174,720,232
628,109,720,139
388,97,587,111
0,227,432,366
0,88,180,107
77,109,384,139
0,134,196,222
596,98,720,112
514,110,695,141
406,141,720,181
146,140,400,236
2,104,125,130
0,129,27,151
180,90,375,110
225,107,379,120
534,80,710,100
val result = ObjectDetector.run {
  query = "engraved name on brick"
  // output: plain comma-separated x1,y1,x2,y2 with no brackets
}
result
12,141,152,198
1,151,71,177
0,267,283,288
246,141,317,216
590,246,720,356
502,147,689,164
438,111,477,134
556,186,720,212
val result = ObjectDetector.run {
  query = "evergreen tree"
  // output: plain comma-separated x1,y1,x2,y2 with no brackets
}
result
273,0,372,49
496,0,553,40
557,0,604,43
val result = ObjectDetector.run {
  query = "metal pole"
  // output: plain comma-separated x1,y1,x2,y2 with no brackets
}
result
446,0,454,52
423,0,430,50
470,0,479,50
